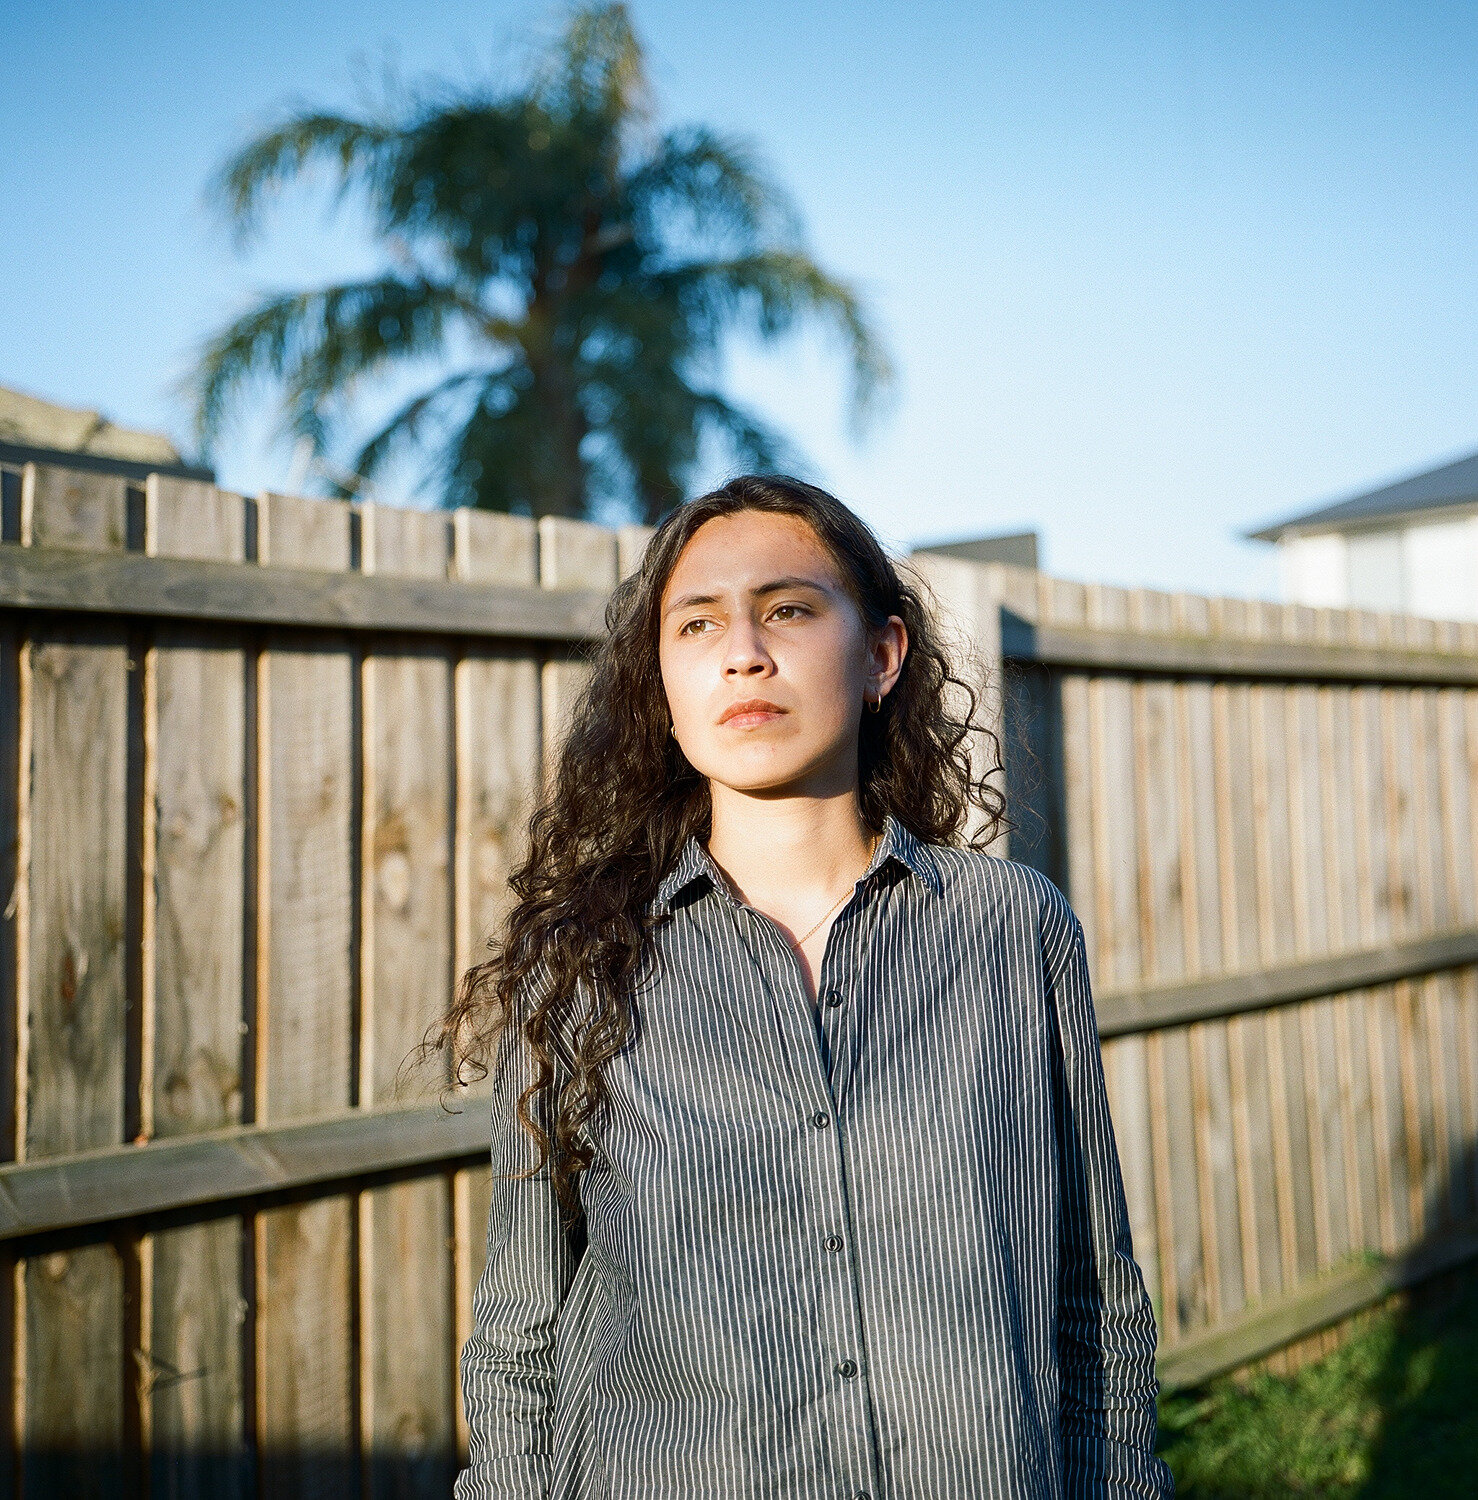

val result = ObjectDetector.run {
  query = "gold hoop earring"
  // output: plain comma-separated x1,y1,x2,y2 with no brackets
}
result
867,693,882,713
670,725,677,738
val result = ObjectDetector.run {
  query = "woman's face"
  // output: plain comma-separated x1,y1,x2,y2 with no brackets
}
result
657,510,907,799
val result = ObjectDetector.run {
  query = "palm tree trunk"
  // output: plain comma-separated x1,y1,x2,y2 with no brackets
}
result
524,279,588,518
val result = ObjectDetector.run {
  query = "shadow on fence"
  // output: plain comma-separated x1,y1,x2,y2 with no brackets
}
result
1356,1134,1478,1498
1159,1134,1478,1498
17,1448,459,1500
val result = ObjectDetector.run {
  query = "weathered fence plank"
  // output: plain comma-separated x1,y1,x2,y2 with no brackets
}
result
19,467,131,1495
1174,589,1242,1326
1140,588,1209,1338
1081,578,1164,1323
538,517,618,781
448,507,540,1466
359,503,456,1497
255,493,356,1500
146,475,251,1498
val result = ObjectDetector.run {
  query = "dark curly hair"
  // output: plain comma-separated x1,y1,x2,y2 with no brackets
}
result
429,474,1009,1223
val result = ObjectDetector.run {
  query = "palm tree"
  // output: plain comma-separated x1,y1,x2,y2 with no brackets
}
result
190,2,891,522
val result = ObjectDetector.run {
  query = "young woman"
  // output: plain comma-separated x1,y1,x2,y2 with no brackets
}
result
442,475,1173,1499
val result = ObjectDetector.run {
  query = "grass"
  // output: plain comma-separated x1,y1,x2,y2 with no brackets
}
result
1155,1272,1478,1498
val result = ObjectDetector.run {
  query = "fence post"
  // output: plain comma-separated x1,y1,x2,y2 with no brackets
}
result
904,550,1011,856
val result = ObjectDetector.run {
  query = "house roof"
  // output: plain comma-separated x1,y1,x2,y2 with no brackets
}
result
1245,448,1478,542
911,529,1039,569
0,382,187,467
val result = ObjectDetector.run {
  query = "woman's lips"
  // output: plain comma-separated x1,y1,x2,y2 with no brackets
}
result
724,709,782,728
719,700,786,727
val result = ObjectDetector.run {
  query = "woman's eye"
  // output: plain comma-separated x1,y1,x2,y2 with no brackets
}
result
771,604,809,621
678,618,712,635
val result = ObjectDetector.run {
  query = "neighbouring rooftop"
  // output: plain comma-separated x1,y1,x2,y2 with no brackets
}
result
1246,447,1478,542
0,382,212,482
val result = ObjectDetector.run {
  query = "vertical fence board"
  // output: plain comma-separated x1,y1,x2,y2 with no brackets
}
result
256,494,356,1499
1250,654,1316,1295
1083,582,1161,1317
20,467,130,1495
1352,662,1404,1253
1318,665,1374,1257
1175,593,1242,1322
147,479,250,1498
1209,660,1264,1309
448,509,540,1463
1220,603,1286,1302
359,505,455,1498
1129,588,1203,1339
1438,690,1478,1221
1463,692,1478,1220
537,518,618,779
24,1246,124,1496
450,511,540,984
1287,628,1344,1273
24,466,127,552
1382,668,1429,1244
616,523,655,580
1212,599,1278,1307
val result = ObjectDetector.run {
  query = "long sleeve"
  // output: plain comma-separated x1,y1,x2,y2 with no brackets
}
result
454,1023,584,1500
1042,899,1175,1499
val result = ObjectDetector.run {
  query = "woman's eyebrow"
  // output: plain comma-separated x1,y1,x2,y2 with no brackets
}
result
663,576,833,616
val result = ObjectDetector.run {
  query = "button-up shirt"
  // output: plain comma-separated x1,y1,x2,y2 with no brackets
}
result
455,814,1174,1499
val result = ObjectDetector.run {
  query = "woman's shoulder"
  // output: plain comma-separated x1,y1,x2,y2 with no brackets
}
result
922,841,1079,936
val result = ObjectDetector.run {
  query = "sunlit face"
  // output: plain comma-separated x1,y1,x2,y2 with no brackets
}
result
657,510,906,799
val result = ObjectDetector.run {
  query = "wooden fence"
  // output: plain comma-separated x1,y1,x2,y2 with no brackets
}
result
916,552,1478,1388
0,460,1475,1495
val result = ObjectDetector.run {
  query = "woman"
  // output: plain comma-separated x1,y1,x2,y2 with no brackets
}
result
442,475,1173,1499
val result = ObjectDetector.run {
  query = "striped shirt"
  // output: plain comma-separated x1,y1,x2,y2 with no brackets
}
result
455,813,1174,1499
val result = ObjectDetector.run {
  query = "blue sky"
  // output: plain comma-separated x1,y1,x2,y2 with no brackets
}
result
3,0,1477,595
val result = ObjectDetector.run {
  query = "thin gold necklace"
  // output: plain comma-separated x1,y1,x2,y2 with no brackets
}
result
789,832,880,948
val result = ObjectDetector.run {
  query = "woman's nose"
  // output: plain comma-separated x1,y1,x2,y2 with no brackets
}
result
723,618,773,675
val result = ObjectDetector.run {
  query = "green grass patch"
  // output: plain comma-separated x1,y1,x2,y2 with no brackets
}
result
1156,1273,1478,1498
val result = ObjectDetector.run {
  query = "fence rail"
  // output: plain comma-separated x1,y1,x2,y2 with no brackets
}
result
0,544,607,640
0,1097,494,1242
7,923,1475,1245
3,459,1477,1496
5,541,1478,685
1095,926,1478,1036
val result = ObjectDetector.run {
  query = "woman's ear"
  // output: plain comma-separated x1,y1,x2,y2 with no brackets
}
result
868,615,908,703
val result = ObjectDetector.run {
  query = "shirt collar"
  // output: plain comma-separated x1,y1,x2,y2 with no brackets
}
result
649,811,943,916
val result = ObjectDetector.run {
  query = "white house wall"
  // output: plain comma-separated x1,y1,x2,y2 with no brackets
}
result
1347,530,1404,612
1277,515,1478,621
1403,514,1478,622
1280,531,1348,608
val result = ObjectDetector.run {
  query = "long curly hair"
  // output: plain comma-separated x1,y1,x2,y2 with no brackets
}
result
431,474,1010,1223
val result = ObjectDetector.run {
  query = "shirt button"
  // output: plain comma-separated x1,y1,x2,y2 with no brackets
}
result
824,988,845,1007
836,1358,858,1378
812,1110,830,1129
823,1234,843,1252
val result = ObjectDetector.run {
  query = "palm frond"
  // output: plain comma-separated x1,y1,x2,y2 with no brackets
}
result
627,127,800,248
692,390,800,477
209,110,395,244
190,274,467,451
537,2,650,130
438,373,562,513
195,2,893,519
348,368,494,494
658,251,894,430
